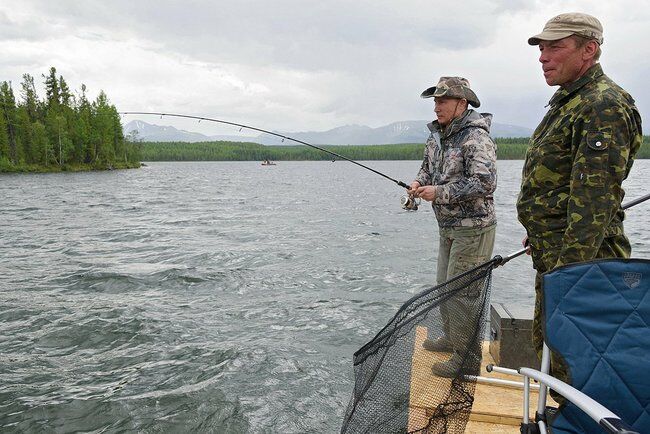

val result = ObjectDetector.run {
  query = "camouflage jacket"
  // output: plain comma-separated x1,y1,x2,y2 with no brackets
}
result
517,64,642,271
415,109,497,228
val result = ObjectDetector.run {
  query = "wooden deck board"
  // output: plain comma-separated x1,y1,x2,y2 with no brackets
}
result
465,420,520,433
408,326,554,432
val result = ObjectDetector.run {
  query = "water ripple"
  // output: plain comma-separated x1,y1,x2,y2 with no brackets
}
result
1,160,648,432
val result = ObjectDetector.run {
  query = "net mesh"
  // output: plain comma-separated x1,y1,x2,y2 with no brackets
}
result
341,257,500,434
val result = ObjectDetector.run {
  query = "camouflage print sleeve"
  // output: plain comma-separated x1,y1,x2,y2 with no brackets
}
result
555,103,637,268
434,130,497,204
415,142,432,186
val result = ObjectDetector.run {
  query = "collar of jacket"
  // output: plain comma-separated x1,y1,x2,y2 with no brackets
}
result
547,63,604,107
427,109,477,139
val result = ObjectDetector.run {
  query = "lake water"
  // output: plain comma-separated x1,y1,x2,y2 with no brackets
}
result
1,160,649,433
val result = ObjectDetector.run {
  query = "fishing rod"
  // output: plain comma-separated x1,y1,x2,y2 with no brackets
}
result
120,111,411,190
496,191,650,267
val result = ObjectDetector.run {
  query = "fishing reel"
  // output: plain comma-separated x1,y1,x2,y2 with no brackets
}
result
400,194,420,211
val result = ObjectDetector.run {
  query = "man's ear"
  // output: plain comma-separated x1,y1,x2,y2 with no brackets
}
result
583,40,598,60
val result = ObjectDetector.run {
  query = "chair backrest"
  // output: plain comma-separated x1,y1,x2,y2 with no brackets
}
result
542,258,650,432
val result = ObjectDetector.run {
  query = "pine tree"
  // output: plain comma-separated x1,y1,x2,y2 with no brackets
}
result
20,73,41,122
110,106,126,162
91,90,116,165
58,89,75,164
43,67,60,109
76,84,93,163
59,76,73,107
0,81,19,163
0,109,9,161
42,69,73,166
16,107,34,164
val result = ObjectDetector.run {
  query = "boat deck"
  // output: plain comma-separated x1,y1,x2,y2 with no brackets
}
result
409,326,555,433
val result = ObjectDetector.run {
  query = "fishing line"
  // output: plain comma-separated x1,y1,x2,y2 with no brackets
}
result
120,111,411,189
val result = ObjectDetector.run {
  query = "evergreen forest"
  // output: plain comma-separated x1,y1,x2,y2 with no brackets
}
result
138,136,650,161
0,67,141,172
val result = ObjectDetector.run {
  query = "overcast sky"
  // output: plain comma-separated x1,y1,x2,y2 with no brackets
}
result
1,0,649,136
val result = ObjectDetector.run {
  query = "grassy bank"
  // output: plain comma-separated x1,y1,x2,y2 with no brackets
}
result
0,159,141,173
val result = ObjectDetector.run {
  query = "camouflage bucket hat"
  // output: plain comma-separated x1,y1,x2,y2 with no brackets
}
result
420,76,480,108
528,12,603,45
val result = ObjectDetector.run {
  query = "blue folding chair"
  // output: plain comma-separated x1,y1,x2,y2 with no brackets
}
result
491,259,650,433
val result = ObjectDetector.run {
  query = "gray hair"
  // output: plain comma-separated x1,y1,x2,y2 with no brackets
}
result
572,35,602,61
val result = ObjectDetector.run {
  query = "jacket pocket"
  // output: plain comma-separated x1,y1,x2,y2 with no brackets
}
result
579,128,611,192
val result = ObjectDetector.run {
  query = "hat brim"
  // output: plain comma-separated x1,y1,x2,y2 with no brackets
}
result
420,86,480,108
420,86,437,98
527,30,575,45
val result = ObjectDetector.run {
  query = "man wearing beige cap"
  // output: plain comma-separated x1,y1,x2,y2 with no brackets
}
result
410,76,497,377
517,13,643,383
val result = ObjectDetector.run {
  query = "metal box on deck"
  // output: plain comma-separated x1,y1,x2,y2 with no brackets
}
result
489,303,538,369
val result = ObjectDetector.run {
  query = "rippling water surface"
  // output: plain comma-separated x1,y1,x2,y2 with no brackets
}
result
1,160,649,432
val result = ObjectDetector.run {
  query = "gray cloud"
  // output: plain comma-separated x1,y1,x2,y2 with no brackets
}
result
1,1,648,132
0,10,52,41
13,1,501,69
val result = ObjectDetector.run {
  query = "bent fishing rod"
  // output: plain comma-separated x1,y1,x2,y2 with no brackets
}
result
120,111,411,190
496,191,650,267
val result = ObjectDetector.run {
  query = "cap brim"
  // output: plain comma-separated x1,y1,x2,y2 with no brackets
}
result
527,30,575,45
420,86,437,98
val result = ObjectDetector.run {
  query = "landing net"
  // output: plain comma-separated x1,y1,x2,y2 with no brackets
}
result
341,257,501,434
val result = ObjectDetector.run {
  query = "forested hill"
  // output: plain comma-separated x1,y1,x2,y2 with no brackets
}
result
139,137,650,161
0,67,141,172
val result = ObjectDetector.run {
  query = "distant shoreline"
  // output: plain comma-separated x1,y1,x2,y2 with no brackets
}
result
5,139,647,172
138,139,650,161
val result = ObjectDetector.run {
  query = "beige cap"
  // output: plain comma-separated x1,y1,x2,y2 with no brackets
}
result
420,76,480,108
528,12,603,45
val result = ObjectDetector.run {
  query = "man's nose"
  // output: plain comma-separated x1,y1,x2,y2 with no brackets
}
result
539,50,548,63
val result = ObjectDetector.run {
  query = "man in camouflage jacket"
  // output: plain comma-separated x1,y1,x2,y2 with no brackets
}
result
517,13,642,381
410,76,497,377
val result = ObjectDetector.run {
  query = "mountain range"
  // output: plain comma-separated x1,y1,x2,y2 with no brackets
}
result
123,119,533,145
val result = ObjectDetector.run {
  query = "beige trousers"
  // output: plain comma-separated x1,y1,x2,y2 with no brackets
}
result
436,224,496,351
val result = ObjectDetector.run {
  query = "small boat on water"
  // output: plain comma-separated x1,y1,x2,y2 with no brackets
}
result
261,159,276,166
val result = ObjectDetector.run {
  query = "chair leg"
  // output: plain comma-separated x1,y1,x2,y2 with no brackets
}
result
536,344,551,414
533,344,552,433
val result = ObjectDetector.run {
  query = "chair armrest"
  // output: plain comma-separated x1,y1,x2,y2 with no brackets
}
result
518,367,638,434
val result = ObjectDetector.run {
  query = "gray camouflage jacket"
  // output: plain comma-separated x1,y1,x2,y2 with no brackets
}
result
415,109,497,228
